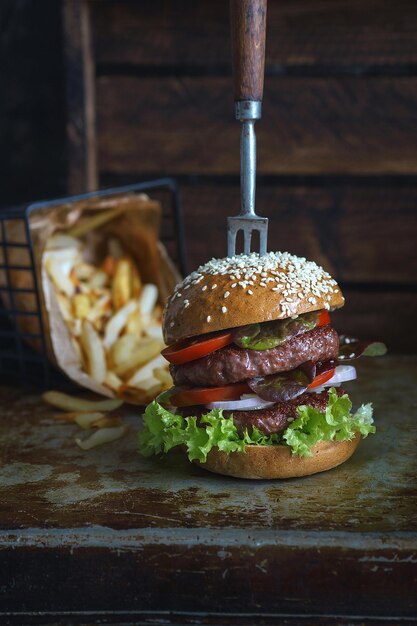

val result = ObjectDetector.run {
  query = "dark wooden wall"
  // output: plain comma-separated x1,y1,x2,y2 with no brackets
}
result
0,0,66,207
2,0,417,351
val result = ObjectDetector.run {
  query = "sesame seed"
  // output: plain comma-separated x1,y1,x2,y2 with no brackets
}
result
207,315,211,322
247,289,253,295
211,284,217,290
202,285,207,291
224,291,230,298
170,321,174,328
231,283,237,288
222,306,227,314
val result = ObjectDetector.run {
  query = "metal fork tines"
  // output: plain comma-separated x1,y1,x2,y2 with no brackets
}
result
227,100,268,258
227,214,268,257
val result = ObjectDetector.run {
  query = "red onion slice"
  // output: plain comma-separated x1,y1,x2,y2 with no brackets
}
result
206,395,275,411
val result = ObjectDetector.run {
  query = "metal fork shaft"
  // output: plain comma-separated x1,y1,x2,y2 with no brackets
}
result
236,100,261,217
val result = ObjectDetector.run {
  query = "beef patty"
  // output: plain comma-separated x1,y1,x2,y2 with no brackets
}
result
171,325,339,387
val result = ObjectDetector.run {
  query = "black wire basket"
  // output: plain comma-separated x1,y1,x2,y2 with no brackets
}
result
0,178,186,389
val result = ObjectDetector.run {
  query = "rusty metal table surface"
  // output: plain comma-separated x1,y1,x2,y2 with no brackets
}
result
0,356,416,625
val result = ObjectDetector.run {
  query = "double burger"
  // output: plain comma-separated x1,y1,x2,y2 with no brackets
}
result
139,251,384,479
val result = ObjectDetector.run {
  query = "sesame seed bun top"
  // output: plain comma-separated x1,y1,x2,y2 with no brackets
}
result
163,252,345,344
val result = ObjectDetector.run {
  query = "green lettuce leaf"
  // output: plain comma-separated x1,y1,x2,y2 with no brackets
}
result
138,388,375,462
138,402,246,463
283,388,375,456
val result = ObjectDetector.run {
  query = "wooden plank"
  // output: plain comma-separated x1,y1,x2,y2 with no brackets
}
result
91,0,417,69
62,0,98,194
177,183,417,285
96,76,417,175
2,532,417,617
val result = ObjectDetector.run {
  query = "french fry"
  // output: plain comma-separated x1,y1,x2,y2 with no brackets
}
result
92,415,123,429
154,367,173,388
86,293,112,329
138,284,158,316
44,252,78,297
89,269,108,289
111,334,138,368
127,375,161,393
103,299,138,349
71,318,82,338
80,320,107,383
144,324,164,341
73,262,95,281
114,338,164,378
125,309,143,336
112,257,133,309
43,391,123,412
118,387,157,405
73,293,91,319
125,353,168,386
75,425,128,450
103,371,123,392
74,412,106,429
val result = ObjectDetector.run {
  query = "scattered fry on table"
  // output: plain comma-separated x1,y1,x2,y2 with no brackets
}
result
42,391,123,412
75,425,129,450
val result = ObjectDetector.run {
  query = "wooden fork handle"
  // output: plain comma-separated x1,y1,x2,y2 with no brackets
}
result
230,0,267,102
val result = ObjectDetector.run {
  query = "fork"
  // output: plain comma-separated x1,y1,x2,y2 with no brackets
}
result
227,0,268,257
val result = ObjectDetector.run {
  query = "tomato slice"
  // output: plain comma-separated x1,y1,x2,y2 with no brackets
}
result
307,368,336,389
162,330,233,365
170,382,251,407
317,310,331,327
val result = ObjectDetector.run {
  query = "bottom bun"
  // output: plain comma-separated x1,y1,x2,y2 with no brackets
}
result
195,436,361,479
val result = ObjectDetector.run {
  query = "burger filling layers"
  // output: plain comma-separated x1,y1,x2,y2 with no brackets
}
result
139,310,385,462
